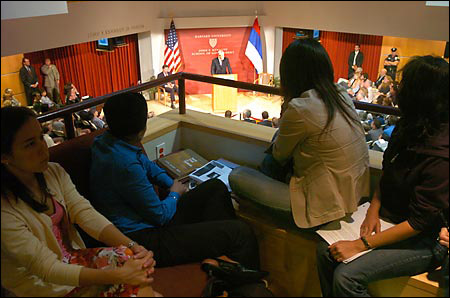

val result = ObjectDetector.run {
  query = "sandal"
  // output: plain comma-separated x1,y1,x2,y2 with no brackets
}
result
201,258,268,286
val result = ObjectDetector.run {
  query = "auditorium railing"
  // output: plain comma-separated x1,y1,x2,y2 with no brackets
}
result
36,72,401,139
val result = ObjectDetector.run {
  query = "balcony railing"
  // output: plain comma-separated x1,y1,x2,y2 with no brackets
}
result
36,72,401,139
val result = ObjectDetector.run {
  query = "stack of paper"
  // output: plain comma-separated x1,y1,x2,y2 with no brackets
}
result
316,202,395,263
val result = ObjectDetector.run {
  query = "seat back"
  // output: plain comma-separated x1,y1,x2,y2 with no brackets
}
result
49,129,106,199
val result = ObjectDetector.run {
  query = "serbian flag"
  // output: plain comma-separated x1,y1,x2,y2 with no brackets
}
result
245,17,263,74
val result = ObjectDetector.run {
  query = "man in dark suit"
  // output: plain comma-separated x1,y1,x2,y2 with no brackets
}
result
242,109,256,123
348,44,364,79
157,64,178,109
19,57,39,106
211,50,232,75
258,111,273,127
374,68,387,88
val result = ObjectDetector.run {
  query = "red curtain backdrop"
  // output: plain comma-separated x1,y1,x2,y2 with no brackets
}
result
282,29,383,83
169,27,255,95
24,34,140,103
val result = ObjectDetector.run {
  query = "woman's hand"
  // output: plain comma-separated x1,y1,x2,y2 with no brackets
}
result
439,227,449,248
170,179,188,195
360,208,381,237
329,240,366,262
117,253,155,286
131,245,156,270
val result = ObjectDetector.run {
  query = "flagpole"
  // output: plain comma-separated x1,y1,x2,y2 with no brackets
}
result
253,13,257,98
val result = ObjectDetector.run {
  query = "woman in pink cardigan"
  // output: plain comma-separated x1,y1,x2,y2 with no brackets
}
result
1,106,159,297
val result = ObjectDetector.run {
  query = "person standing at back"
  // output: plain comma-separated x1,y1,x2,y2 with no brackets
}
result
41,58,61,105
348,44,364,79
384,48,400,80
19,58,39,106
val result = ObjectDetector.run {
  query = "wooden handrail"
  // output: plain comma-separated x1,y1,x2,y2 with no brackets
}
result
36,72,401,138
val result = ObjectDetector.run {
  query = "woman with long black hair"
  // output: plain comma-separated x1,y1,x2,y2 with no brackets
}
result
316,55,449,297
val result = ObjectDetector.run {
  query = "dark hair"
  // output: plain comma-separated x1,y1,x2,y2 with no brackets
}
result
22,57,29,64
1,107,51,212
355,44,361,48
104,92,148,140
362,73,369,81
395,56,449,147
280,39,360,133
162,65,169,69
225,110,232,118
375,94,386,105
372,118,382,129
63,83,73,96
262,111,269,119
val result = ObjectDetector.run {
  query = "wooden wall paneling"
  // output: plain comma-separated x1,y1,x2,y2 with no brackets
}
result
1,72,26,95
378,36,447,80
1,54,23,74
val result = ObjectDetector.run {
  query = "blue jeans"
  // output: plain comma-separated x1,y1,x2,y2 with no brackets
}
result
316,234,447,297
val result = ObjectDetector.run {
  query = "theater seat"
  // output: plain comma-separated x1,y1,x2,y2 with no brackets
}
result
48,130,208,297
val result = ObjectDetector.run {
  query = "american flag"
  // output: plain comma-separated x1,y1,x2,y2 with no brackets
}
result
164,20,182,73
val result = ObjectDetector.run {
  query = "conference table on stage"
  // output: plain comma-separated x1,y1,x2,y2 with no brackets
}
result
212,74,238,113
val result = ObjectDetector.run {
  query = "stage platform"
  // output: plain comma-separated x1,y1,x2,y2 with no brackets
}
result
147,92,283,121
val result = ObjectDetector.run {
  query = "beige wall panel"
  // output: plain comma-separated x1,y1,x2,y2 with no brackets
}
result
1,1,448,57
1,54,23,74
1,72,26,95
378,36,447,80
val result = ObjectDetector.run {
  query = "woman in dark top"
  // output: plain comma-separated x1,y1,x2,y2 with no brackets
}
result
316,55,449,297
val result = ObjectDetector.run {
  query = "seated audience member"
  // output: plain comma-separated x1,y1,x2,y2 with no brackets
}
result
66,88,81,105
64,82,81,104
224,110,232,118
77,99,105,130
378,75,393,94
374,94,386,105
381,115,399,141
316,55,448,297
51,119,66,137
357,87,370,102
388,81,399,106
360,73,369,87
382,95,394,107
1,106,157,297
366,118,383,141
374,68,387,88
242,109,256,123
256,39,369,229
347,67,363,96
258,111,273,127
157,65,178,109
271,117,280,128
147,111,155,119
89,92,262,272
31,91,43,113
39,89,56,111
3,88,21,107
362,78,372,90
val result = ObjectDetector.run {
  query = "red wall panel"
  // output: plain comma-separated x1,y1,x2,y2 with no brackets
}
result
168,27,256,95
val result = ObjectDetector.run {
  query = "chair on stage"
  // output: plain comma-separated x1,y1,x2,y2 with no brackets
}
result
157,86,169,107
253,73,274,98
157,86,178,107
